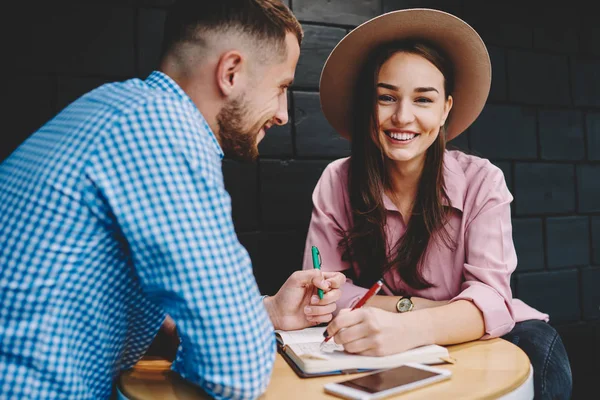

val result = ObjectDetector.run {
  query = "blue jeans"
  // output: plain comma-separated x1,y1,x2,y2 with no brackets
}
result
502,320,572,400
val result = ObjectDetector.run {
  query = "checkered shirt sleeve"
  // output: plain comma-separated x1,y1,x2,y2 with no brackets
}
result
104,95,276,399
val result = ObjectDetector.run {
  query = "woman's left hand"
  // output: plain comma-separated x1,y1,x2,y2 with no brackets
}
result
325,307,429,356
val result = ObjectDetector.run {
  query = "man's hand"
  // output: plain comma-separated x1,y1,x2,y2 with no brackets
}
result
146,270,345,358
263,270,345,331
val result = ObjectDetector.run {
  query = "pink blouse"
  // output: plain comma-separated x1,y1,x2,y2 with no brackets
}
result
302,150,548,339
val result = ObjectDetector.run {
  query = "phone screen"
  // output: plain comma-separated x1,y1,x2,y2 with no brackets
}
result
338,365,440,394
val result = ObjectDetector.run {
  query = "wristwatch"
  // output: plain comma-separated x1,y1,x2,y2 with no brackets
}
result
395,296,414,313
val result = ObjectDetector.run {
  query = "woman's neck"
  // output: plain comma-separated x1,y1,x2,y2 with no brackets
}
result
384,156,425,216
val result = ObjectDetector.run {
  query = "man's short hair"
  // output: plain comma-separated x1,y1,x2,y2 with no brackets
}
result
161,0,303,62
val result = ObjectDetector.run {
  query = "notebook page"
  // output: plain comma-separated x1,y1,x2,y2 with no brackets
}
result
275,326,327,345
289,341,344,360
287,342,448,373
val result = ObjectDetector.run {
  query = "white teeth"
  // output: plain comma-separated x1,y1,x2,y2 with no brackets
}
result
389,132,417,141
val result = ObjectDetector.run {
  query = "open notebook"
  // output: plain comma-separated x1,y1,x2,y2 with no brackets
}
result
275,326,449,378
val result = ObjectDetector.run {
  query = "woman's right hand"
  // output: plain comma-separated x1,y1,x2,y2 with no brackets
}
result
325,306,434,356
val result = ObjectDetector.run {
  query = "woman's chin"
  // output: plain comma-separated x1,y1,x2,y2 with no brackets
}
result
383,149,416,163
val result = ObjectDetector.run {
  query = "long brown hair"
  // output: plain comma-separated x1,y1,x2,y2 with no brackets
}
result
340,40,456,290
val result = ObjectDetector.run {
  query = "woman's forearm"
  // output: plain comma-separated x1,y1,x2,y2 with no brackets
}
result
415,299,485,346
366,296,485,347
366,294,448,312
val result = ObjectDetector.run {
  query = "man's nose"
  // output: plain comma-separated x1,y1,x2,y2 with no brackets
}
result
274,94,289,125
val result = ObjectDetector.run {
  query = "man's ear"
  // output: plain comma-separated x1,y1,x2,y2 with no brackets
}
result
216,50,244,97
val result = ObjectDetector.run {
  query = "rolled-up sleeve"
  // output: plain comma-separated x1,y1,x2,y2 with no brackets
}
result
301,160,368,311
449,166,517,339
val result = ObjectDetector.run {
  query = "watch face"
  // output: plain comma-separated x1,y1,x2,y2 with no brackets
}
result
397,298,413,312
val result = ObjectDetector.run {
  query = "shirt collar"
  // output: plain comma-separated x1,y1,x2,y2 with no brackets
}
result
382,150,465,213
145,71,224,159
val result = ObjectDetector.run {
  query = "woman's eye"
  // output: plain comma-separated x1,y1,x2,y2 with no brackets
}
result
378,94,395,102
415,97,433,103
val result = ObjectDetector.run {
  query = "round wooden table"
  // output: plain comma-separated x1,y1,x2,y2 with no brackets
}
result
117,338,533,400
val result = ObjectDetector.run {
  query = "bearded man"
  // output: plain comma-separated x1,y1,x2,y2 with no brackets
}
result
0,1,345,399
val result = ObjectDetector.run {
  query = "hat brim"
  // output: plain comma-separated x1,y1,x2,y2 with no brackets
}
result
319,8,491,141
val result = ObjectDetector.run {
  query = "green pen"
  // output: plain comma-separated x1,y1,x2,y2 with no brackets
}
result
311,245,324,299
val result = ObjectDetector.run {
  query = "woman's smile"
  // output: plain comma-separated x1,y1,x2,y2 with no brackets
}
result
383,130,420,145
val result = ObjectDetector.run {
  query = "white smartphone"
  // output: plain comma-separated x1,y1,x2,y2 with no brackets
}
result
323,363,451,400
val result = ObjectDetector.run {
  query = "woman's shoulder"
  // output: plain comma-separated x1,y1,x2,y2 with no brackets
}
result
322,156,351,181
312,157,351,208
445,149,506,184
445,150,512,209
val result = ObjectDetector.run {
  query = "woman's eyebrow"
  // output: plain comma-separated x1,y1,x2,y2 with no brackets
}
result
377,82,439,94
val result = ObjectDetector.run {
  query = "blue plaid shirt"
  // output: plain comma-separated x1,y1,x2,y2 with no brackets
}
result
0,71,275,399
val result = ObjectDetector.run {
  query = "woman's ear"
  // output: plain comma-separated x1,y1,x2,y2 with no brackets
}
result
441,95,453,126
216,50,244,97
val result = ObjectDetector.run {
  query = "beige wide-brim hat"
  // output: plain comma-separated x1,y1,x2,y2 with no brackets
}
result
319,8,491,141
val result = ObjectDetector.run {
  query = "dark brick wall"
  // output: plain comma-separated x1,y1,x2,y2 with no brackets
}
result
3,1,598,398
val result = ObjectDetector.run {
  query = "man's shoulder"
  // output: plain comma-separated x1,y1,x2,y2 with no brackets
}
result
98,79,218,161
93,78,194,120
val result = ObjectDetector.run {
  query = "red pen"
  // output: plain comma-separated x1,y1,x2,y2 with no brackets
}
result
321,279,384,344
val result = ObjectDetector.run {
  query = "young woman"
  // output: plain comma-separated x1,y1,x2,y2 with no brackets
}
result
303,9,571,400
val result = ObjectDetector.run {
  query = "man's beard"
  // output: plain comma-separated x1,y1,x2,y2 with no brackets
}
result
216,96,260,162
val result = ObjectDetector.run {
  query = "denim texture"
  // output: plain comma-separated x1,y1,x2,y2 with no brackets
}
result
502,320,572,400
